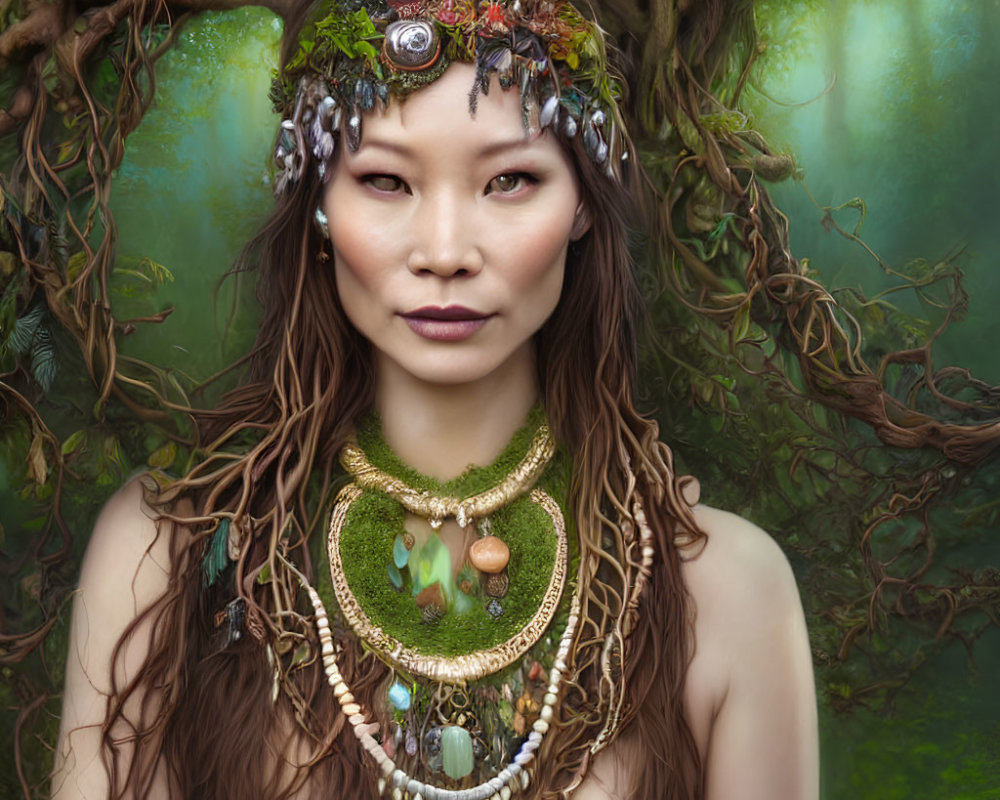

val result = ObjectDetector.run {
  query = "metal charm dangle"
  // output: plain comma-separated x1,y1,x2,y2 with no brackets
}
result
587,109,610,164
539,95,560,129
346,113,362,152
315,207,330,239
383,20,441,71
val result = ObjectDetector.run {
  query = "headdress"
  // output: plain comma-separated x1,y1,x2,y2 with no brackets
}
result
269,0,623,193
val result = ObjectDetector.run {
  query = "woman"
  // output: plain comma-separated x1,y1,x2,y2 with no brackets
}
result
53,0,817,797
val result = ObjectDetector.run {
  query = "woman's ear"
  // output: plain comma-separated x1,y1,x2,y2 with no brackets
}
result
570,203,592,241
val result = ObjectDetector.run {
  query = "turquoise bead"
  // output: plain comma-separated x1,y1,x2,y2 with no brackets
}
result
441,725,474,780
387,563,403,589
388,681,411,711
393,533,411,569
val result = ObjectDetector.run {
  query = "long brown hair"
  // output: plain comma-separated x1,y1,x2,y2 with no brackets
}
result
101,9,704,799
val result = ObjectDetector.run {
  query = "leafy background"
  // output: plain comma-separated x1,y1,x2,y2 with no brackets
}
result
1,1,998,797
739,1,999,796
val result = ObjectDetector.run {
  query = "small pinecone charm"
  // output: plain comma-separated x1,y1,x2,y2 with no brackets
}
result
416,582,446,622
484,568,509,598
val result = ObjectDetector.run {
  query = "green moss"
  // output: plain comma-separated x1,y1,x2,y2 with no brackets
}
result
355,405,549,498
337,488,561,655
323,406,578,657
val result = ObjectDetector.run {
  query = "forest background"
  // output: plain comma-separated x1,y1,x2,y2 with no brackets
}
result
1,0,998,798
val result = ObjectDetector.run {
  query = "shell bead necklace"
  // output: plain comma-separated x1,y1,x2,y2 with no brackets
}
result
300,579,582,800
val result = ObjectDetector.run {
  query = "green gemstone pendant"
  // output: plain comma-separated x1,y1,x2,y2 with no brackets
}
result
441,724,474,780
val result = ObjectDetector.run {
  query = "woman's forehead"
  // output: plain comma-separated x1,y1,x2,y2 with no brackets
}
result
355,63,546,154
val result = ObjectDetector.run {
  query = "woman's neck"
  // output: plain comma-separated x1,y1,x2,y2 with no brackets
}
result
374,347,539,481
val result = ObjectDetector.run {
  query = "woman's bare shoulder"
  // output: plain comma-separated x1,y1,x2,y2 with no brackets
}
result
679,504,818,800
73,476,194,685
682,504,799,604
53,477,180,799
84,477,169,574
680,502,807,689
74,479,181,634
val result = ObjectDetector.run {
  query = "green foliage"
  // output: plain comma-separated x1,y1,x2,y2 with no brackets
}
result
110,256,175,299
4,304,57,392
312,7,381,62
820,654,1000,799
276,6,383,104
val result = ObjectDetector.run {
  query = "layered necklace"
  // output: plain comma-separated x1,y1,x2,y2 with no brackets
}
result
297,410,579,799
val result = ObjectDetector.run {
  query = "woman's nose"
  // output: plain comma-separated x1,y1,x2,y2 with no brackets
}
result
406,192,484,277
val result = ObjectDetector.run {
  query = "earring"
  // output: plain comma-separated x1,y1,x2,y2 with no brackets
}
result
315,207,330,239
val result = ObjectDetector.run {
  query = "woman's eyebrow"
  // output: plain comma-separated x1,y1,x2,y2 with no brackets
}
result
353,138,413,157
356,135,541,159
475,136,542,158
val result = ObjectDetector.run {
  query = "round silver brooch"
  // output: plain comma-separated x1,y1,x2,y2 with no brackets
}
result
383,20,441,71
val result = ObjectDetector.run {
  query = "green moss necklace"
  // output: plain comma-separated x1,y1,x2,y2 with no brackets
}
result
298,410,581,798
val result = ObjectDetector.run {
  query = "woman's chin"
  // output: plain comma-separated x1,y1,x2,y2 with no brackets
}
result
393,360,508,389
375,346,534,393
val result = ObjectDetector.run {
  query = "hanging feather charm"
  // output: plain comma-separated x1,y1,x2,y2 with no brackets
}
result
202,519,231,587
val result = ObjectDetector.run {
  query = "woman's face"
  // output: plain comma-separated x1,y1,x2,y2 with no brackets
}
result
322,63,586,388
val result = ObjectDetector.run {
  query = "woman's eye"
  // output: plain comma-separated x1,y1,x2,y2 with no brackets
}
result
487,173,536,194
363,174,408,193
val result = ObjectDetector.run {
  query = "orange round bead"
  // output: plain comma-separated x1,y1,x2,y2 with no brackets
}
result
468,535,510,574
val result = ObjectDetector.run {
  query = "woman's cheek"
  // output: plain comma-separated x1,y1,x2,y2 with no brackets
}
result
504,220,573,290
331,217,397,290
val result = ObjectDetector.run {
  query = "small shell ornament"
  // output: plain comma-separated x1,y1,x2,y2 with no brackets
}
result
383,20,441,71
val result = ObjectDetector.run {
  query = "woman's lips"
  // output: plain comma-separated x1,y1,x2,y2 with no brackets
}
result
399,305,492,342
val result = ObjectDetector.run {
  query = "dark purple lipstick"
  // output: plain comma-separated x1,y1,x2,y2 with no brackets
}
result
400,305,492,341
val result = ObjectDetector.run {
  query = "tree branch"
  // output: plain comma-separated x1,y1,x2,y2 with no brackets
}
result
1,0,294,137
0,83,34,136
0,0,65,63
